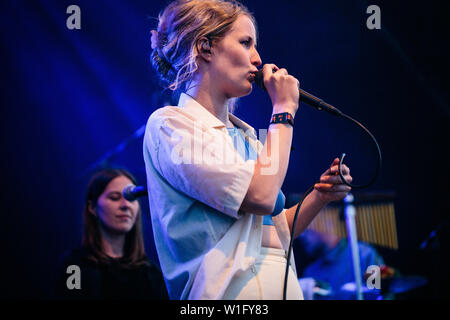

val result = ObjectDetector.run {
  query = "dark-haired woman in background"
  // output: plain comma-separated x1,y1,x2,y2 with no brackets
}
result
56,168,169,300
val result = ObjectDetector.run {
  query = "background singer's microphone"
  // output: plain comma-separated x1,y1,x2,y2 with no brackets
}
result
254,69,343,116
123,184,147,201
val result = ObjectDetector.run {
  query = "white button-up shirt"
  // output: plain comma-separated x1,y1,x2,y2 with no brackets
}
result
143,93,293,300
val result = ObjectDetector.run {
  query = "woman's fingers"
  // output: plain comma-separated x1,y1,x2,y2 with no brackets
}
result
316,158,353,201
262,63,279,79
314,183,351,193
323,164,350,176
275,68,288,75
320,174,353,184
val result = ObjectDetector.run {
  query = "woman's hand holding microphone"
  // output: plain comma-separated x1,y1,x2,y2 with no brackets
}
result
261,63,300,118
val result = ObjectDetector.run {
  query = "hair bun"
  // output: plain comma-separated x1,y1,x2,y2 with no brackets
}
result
151,49,176,85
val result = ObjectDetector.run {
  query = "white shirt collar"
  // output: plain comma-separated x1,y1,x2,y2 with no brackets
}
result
178,93,257,140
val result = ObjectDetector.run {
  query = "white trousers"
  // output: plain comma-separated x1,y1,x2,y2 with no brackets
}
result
222,247,304,300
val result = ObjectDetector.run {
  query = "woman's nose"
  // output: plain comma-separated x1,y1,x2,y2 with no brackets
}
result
251,48,262,67
120,196,138,212
120,197,132,209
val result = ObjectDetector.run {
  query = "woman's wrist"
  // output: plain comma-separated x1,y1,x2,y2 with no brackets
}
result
310,189,330,208
272,103,298,118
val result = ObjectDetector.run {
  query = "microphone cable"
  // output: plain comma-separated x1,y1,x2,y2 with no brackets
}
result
283,182,316,300
282,111,382,300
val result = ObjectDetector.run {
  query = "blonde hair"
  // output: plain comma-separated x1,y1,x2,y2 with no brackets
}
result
151,0,256,98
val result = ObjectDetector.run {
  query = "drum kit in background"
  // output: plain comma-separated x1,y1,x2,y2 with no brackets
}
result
290,191,430,300
299,269,428,300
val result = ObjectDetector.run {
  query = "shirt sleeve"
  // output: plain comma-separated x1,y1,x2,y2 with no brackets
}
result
146,111,255,219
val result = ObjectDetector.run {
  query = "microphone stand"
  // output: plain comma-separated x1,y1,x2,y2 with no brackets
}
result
344,193,364,300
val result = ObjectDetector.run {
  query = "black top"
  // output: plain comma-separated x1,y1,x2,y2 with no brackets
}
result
55,247,169,300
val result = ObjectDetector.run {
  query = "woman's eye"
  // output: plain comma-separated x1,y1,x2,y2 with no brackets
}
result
109,194,121,201
241,40,251,47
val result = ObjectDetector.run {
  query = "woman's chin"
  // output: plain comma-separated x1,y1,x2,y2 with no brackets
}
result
237,83,253,97
107,224,134,235
246,84,253,95
225,82,253,99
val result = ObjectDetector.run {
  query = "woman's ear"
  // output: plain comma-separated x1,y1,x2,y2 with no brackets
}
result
196,37,213,62
87,200,97,217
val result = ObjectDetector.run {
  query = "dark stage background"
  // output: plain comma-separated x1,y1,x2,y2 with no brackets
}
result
0,0,448,299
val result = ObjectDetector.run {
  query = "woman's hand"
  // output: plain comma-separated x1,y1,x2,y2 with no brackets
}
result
262,64,299,116
314,158,353,204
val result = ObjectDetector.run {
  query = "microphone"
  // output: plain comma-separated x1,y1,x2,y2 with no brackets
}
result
254,69,343,116
123,184,148,201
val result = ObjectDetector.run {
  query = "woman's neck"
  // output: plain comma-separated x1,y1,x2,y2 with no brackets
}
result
99,226,126,259
185,76,233,128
